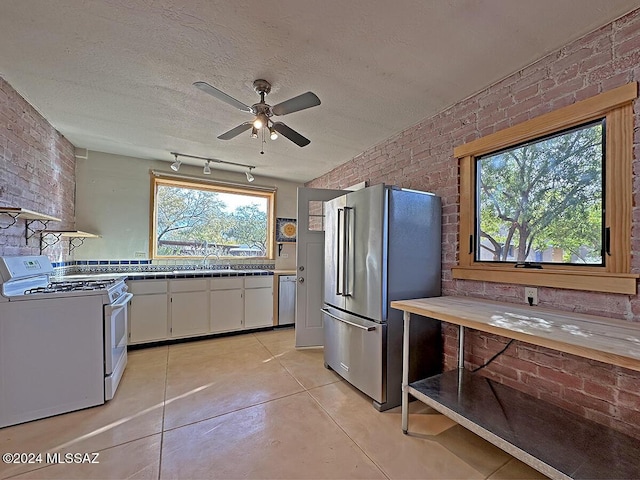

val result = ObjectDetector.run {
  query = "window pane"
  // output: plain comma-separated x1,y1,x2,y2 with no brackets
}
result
155,184,269,258
475,120,604,265
308,200,324,231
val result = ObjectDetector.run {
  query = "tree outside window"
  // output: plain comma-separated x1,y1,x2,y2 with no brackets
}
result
476,120,604,265
152,178,274,259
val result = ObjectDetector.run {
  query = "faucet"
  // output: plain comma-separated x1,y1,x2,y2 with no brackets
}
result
201,252,220,268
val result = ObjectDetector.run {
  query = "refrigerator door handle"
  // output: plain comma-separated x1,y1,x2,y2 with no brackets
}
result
321,308,376,331
343,206,353,297
336,208,343,295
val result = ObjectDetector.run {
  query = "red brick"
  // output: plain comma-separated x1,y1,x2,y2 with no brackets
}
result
583,379,616,403
617,390,640,408
617,371,640,392
0,77,75,260
564,388,613,414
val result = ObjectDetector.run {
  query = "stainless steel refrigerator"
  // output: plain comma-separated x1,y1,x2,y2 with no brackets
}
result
322,184,442,411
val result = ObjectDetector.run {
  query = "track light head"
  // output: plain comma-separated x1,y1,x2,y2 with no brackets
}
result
246,168,255,183
170,155,181,171
203,161,211,175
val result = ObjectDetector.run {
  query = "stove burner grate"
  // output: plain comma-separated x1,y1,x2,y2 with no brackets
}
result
24,278,118,295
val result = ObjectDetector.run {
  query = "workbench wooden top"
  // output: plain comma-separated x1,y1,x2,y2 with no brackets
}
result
391,296,640,373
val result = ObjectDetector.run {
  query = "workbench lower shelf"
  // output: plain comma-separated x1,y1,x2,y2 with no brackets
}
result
408,369,640,480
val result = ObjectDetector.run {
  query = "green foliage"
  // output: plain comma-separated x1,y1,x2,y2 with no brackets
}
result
155,185,268,257
477,121,603,264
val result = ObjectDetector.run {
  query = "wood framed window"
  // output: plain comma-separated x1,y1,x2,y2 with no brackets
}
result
452,82,638,294
150,173,276,260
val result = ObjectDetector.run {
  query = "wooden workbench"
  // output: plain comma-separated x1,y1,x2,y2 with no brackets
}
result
391,296,640,480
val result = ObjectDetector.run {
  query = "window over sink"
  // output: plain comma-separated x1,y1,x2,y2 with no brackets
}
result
150,175,275,259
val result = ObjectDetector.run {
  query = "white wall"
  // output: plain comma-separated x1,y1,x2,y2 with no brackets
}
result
75,151,301,268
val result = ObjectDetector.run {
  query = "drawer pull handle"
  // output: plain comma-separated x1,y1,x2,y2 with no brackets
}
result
321,308,376,331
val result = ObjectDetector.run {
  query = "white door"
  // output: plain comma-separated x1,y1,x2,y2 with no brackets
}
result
295,187,346,347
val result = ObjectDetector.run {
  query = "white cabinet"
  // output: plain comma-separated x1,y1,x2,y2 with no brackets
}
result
244,276,273,329
210,277,244,333
170,279,209,338
128,280,169,344
127,274,275,345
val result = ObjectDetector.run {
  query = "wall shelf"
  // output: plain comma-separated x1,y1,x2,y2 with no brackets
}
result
40,230,100,254
0,207,62,243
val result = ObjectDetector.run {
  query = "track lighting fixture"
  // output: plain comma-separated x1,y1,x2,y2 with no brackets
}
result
169,152,256,183
170,154,181,171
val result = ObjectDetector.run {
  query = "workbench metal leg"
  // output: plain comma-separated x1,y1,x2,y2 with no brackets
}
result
401,311,411,434
458,325,465,370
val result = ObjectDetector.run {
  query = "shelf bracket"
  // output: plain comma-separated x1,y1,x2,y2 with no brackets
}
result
40,232,62,254
26,219,53,243
69,237,86,254
0,212,18,230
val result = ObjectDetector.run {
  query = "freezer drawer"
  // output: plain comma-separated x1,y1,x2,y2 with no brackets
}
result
322,307,385,403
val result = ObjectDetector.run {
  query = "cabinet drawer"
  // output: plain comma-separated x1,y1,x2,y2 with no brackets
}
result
244,276,272,289
170,279,208,293
127,280,167,295
210,277,244,290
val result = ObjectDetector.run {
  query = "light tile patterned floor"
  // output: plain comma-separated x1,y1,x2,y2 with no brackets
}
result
0,328,546,479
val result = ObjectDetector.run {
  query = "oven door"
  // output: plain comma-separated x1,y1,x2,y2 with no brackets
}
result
104,292,133,400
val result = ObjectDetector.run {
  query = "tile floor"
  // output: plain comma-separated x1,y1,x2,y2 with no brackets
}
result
0,328,546,480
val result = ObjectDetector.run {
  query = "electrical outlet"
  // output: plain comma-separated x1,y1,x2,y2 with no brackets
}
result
134,251,147,258
282,253,289,258
525,287,538,306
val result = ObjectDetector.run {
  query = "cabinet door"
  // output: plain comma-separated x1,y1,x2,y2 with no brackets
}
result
129,293,168,344
211,289,244,333
170,291,209,338
244,287,273,329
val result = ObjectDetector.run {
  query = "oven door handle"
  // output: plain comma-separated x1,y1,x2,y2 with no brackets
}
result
105,292,133,314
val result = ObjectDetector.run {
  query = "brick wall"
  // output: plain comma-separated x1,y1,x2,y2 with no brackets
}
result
307,9,640,438
0,77,75,260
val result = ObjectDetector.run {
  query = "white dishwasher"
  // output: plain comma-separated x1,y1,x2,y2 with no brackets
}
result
278,275,296,326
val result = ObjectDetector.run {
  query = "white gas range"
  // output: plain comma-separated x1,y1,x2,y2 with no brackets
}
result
0,255,132,428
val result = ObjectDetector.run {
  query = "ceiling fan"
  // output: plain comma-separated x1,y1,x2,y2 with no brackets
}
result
194,79,321,147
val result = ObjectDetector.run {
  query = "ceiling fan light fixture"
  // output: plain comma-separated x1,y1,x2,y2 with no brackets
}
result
246,167,255,183
253,113,267,130
269,127,278,140
203,160,211,175
250,127,258,139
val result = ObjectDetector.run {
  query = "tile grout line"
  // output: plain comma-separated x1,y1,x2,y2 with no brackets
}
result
258,330,392,480
160,334,303,435
157,346,170,480
304,387,392,480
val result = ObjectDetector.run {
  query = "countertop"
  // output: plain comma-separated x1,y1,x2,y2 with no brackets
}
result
60,269,274,281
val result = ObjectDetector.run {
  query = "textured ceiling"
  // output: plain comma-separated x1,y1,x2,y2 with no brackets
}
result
0,0,638,183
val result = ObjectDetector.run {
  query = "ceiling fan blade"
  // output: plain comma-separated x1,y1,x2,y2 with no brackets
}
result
218,122,253,140
193,81,253,113
272,122,311,147
272,92,321,116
